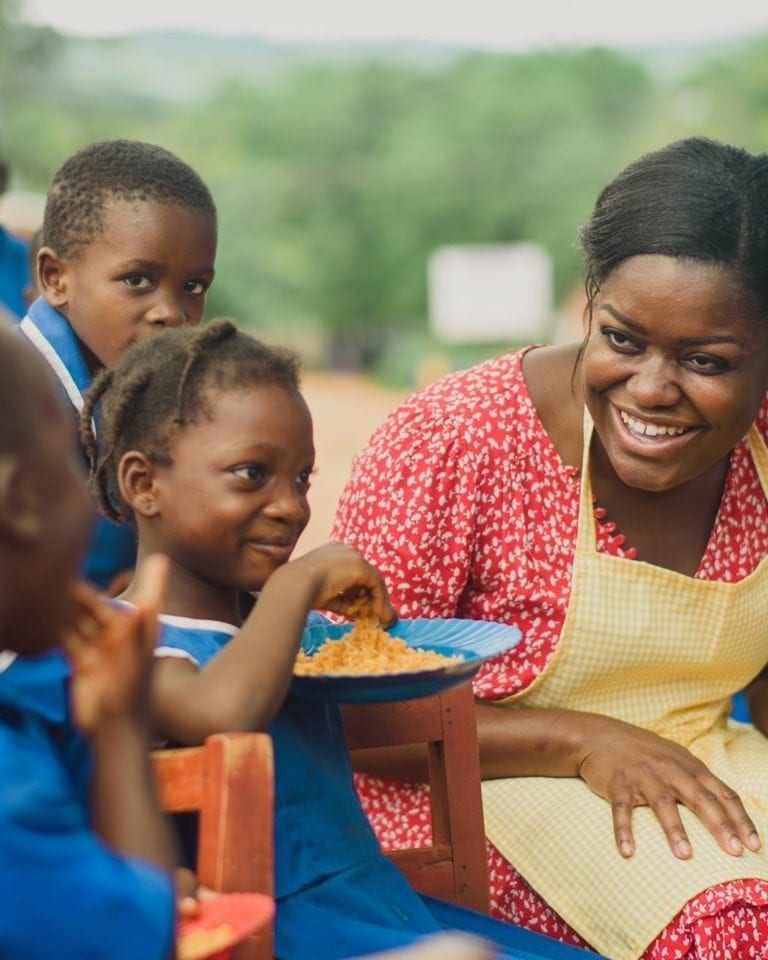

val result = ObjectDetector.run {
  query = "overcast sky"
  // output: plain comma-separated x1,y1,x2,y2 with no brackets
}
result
20,0,768,50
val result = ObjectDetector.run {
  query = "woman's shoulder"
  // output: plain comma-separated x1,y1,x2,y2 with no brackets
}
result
375,348,542,446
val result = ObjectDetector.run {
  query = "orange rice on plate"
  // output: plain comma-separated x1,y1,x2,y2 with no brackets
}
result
294,617,463,676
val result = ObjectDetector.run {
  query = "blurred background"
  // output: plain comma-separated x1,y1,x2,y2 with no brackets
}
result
3,0,768,548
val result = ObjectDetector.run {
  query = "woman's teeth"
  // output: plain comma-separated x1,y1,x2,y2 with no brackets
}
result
620,411,689,437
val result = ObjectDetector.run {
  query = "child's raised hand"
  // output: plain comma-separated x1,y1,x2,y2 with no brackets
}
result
175,867,216,919
62,554,169,733
292,542,397,626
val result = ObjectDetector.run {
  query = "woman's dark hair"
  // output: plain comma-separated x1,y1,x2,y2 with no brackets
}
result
80,319,302,524
579,137,768,320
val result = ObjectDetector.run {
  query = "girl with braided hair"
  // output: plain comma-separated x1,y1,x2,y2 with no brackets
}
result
81,318,448,960
83,319,585,960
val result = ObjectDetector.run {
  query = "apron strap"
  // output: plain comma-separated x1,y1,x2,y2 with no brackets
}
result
746,422,768,497
575,407,598,555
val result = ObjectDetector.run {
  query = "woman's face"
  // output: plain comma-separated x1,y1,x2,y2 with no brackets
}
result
580,254,768,493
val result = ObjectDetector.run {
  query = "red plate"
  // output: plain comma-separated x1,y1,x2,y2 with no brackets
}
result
177,892,274,960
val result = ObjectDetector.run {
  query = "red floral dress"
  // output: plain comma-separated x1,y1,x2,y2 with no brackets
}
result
331,348,768,958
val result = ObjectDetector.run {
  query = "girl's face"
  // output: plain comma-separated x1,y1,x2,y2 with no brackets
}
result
41,198,217,371
148,383,314,593
581,254,768,493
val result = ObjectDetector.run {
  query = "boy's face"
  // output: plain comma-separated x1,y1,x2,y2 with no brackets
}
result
0,340,93,655
40,198,217,370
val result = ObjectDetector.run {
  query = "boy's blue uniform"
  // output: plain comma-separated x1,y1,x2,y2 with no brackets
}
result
0,649,89,802
155,614,442,960
0,653,174,960
0,224,29,319
18,297,136,589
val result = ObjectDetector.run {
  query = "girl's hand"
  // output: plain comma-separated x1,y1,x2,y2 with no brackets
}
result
62,554,169,733
292,541,397,626
576,714,761,859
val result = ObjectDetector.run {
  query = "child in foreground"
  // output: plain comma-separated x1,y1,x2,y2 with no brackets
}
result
82,319,529,960
0,324,176,958
19,138,217,592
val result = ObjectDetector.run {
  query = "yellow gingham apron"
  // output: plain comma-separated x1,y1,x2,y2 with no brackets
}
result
482,411,768,959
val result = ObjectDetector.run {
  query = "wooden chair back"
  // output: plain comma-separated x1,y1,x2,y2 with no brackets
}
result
152,732,274,960
342,682,490,913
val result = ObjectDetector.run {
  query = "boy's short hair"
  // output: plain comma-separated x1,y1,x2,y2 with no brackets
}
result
42,139,217,258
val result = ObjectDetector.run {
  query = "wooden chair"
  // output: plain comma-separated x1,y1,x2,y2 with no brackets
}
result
343,681,490,914
152,732,274,960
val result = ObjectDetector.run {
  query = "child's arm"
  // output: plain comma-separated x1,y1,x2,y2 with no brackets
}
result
64,554,176,870
153,541,396,745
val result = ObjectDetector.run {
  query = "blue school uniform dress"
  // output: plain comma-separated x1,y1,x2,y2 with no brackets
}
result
0,648,90,802
18,296,136,589
0,652,174,960
0,224,29,320
155,614,442,960
155,615,601,960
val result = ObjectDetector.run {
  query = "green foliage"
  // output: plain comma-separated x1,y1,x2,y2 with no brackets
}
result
2,16,768,378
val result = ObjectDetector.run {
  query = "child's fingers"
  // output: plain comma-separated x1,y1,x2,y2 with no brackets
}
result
338,585,397,628
129,553,170,654
68,580,108,629
366,590,397,629
61,581,111,657
176,896,200,920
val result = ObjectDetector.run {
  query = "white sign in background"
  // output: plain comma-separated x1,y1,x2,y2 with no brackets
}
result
428,242,553,343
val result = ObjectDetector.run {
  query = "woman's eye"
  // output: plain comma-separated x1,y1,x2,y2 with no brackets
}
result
123,274,151,289
685,353,728,374
185,279,208,295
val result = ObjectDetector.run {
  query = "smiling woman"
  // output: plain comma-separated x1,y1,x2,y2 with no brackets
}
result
332,137,768,959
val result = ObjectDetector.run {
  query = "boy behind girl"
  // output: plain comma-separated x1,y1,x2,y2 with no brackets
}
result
19,139,217,591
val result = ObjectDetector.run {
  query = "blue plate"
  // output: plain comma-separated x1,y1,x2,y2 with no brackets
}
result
291,617,522,703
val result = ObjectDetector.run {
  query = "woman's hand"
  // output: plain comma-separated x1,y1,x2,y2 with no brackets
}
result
62,554,169,733
575,713,761,859
291,541,397,626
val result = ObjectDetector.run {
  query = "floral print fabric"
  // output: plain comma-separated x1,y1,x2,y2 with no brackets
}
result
332,349,768,958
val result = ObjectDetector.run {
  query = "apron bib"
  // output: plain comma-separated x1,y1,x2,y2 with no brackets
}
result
482,411,768,959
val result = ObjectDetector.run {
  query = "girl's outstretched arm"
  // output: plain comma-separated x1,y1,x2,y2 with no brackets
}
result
152,542,396,745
